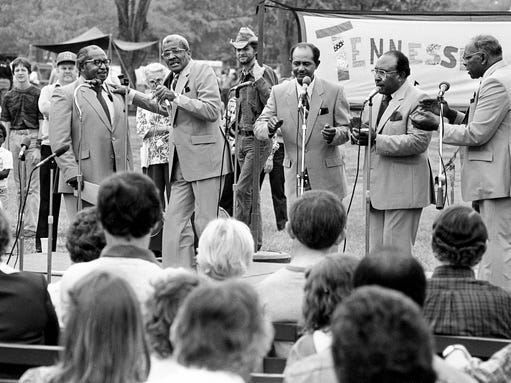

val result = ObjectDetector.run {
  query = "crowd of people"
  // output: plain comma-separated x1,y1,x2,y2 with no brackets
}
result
0,25,510,383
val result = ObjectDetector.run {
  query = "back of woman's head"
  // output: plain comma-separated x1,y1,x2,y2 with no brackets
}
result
58,272,150,383
196,218,254,280
432,205,487,268
171,280,273,380
302,255,359,332
145,271,206,358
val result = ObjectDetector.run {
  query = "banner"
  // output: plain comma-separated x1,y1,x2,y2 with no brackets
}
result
296,12,511,107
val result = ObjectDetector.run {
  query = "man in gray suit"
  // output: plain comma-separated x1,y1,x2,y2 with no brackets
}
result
49,45,132,221
132,35,230,268
352,50,434,255
254,42,351,206
412,35,511,290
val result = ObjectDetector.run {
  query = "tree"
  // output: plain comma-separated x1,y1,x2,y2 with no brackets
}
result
114,0,152,85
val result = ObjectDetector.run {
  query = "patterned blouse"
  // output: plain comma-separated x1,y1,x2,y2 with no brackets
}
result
136,107,170,166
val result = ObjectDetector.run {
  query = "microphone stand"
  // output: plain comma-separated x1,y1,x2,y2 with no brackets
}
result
297,96,308,197
364,98,375,256
436,94,446,209
118,75,130,171
73,82,90,212
18,152,27,271
46,165,55,282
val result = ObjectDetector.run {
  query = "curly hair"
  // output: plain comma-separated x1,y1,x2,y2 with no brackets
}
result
145,271,206,358
171,280,273,381
65,207,106,263
432,205,487,268
331,286,436,383
302,255,359,332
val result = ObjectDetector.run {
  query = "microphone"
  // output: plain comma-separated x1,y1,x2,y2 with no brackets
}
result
231,81,254,98
438,81,450,98
84,79,103,87
34,144,69,169
298,76,312,109
364,87,381,104
18,136,32,160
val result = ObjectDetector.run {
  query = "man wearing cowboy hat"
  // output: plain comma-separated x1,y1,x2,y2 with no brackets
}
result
37,51,78,252
229,26,278,250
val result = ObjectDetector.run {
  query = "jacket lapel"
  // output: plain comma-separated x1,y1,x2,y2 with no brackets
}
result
170,62,192,126
305,79,324,145
79,81,112,131
286,82,298,132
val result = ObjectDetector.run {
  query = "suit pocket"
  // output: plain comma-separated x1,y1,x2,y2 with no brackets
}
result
468,150,493,162
191,135,216,145
325,156,344,168
80,148,90,160
283,158,292,168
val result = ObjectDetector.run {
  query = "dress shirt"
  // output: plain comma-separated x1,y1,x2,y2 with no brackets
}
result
424,265,511,338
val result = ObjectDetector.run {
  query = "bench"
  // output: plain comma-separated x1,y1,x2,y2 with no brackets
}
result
0,343,62,379
434,335,511,360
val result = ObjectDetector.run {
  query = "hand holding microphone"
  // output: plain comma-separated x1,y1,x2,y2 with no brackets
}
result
268,116,283,138
321,124,337,144
154,84,177,106
351,121,375,146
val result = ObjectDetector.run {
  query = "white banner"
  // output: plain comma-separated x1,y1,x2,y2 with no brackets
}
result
297,12,511,107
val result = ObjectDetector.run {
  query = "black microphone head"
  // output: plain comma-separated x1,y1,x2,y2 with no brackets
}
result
302,76,312,86
54,144,70,157
439,81,450,91
21,136,31,148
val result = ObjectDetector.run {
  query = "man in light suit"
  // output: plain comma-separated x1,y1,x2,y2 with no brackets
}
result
412,35,511,290
132,35,230,268
353,50,434,256
50,45,132,221
254,42,351,206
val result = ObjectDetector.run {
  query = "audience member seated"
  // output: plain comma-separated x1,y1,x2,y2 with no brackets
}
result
285,246,476,383
145,270,207,382
59,172,164,324
424,205,511,338
0,209,59,378
286,255,359,366
166,280,273,383
19,271,150,383
196,218,253,280
331,286,437,383
48,206,106,325
257,190,346,357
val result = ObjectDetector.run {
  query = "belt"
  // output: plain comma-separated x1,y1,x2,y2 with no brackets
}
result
238,129,254,137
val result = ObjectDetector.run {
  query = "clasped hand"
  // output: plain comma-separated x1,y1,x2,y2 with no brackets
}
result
153,85,176,104
350,117,375,146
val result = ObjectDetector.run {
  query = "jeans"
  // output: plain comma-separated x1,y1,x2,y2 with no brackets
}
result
235,136,271,248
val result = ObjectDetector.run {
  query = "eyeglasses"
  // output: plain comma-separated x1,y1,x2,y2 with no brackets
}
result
84,59,111,67
462,51,483,62
161,48,187,58
371,68,398,78
148,78,164,86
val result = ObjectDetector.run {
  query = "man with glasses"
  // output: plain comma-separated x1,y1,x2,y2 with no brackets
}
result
254,42,351,209
49,45,132,220
131,34,230,268
412,35,511,290
352,50,434,255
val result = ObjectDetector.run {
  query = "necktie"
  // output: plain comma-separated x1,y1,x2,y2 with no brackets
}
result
171,74,179,91
376,94,391,125
93,84,111,123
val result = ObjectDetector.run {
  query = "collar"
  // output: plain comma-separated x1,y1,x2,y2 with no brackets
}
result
100,244,160,265
387,79,411,100
483,59,506,79
431,265,475,279
241,61,262,77
295,77,316,98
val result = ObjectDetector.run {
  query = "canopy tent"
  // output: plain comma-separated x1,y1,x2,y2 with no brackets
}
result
33,27,159,85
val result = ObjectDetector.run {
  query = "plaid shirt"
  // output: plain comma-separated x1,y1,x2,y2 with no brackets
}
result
424,265,511,338
466,344,511,383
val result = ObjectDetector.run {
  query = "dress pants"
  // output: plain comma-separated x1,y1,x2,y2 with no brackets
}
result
478,198,511,290
146,163,170,256
260,142,287,230
36,144,61,251
162,157,224,268
369,205,422,256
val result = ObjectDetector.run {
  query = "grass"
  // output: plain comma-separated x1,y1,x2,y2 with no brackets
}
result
5,116,467,273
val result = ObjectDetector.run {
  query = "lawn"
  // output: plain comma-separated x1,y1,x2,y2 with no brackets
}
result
5,115,468,273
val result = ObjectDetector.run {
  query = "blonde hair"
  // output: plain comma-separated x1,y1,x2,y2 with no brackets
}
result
196,218,254,280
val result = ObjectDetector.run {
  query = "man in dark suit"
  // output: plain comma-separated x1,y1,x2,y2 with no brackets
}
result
254,42,351,207
49,45,132,220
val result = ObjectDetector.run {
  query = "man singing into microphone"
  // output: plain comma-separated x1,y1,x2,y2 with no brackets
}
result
412,35,511,289
254,42,351,208
229,27,278,250
352,50,434,255
49,45,132,220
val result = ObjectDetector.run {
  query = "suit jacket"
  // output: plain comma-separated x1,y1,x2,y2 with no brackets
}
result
443,60,511,202
133,60,231,182
254,77,351,199
365,80,434,210
49,77,133,193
